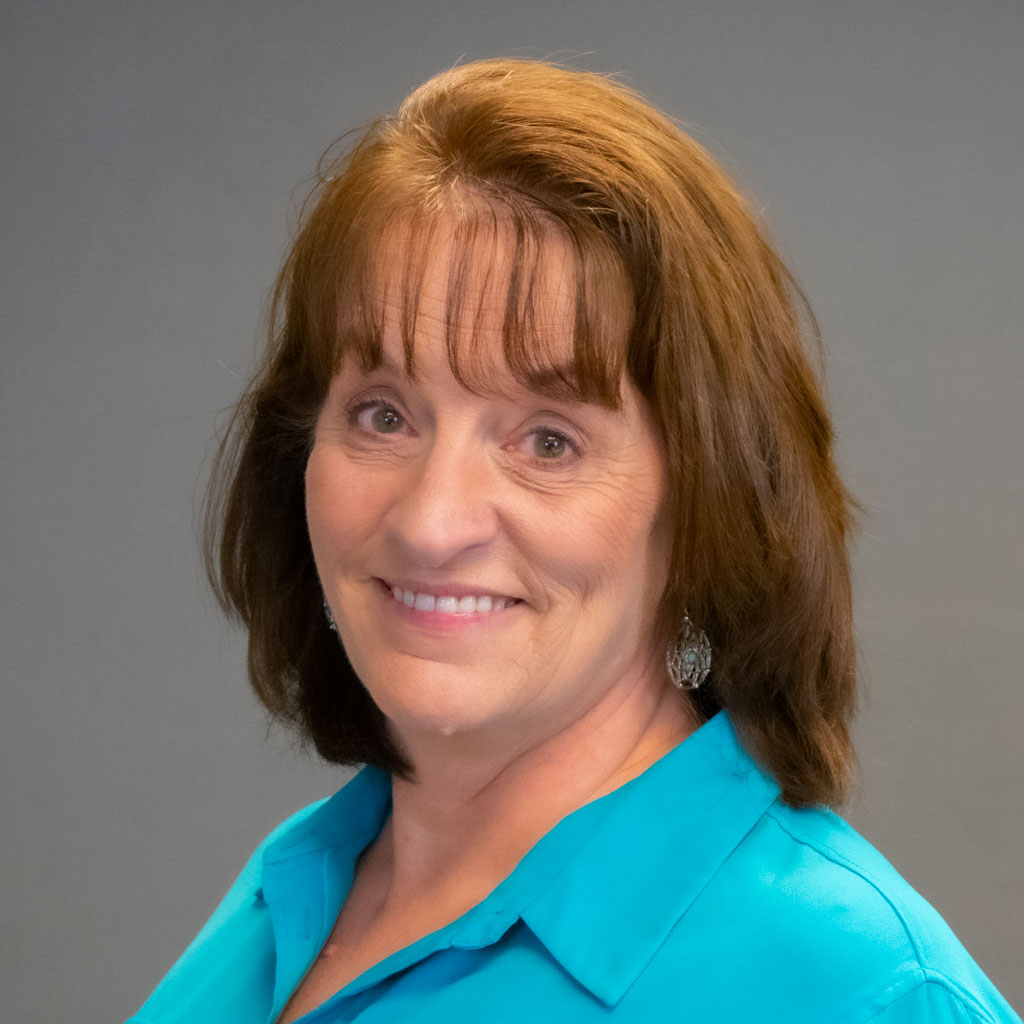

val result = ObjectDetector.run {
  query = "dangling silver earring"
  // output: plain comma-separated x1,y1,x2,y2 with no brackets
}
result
323,597,338,633
666,614,711,690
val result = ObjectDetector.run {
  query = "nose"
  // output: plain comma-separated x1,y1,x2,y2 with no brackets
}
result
383,436,500,568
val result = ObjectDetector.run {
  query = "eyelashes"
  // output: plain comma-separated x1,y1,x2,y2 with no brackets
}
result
525,427,580,463
349,398,409,436
345,397,583,468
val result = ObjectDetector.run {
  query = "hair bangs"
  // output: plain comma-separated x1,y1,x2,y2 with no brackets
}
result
330,194,630,407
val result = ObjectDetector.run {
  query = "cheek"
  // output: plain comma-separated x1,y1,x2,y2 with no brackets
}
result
607,502,669,600
607,471,670,607
305,447,386,564
533,473,667,606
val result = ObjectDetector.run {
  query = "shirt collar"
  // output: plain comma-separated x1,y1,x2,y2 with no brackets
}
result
259,765,392,1011
263,765,392,865
260,711,780,1009
513,711,781,1005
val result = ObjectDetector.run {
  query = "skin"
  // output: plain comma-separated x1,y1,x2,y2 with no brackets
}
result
283,225,695,1021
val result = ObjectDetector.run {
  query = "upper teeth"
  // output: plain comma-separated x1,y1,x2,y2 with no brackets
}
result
391,586,515,614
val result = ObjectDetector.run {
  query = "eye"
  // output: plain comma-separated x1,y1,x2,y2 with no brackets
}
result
522,425,581,466
532,430,572,459
351,399,406,435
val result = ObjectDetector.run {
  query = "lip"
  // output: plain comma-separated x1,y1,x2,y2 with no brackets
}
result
376,577,521,603
373,577,525,632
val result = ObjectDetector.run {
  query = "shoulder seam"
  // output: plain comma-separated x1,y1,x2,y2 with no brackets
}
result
857,970,999,1023
763,806,926,968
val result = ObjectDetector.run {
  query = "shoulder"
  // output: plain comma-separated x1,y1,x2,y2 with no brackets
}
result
758,803,979,974
692,801,1019,1022
193,794,331,928
129,765,395,1023
127,796,330,1024
858,973,1019,1023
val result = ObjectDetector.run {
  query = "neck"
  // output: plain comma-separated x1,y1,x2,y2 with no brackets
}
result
374,674,696,908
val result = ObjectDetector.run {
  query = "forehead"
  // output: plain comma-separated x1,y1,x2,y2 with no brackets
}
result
336,210,631,407
387,220,577,330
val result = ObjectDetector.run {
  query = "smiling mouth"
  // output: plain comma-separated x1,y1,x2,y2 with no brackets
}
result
381,581,523,615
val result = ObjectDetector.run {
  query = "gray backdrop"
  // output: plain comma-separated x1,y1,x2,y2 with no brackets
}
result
3,2,1021,1020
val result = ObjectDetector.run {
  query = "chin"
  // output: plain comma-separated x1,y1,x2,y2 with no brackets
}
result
364,664,511,742
386,704,509,749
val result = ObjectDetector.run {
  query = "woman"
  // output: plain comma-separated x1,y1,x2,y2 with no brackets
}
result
131,60,1019,1023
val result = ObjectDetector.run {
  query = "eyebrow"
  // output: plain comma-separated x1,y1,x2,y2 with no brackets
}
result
522,363,582,393
372,347,577,387
366,341,614,407
366,349,405,375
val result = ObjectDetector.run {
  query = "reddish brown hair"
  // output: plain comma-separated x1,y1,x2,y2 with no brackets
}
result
206,58,858,807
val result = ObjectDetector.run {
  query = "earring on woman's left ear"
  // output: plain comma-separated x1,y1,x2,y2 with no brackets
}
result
666,614,711,690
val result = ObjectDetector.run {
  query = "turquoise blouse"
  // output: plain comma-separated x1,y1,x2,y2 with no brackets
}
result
130,712,1020,1023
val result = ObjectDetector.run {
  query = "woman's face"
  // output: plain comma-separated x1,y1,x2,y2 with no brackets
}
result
305,231,672,753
